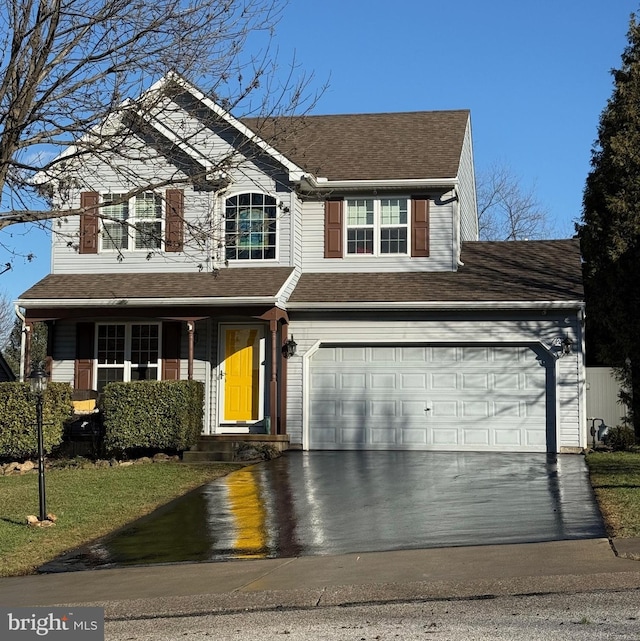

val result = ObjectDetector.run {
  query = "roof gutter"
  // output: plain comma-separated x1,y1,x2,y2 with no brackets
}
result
285,300,586,311
16,296,283,309
298,176,459,192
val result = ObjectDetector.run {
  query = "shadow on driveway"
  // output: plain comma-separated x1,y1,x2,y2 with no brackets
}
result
39,451,606,572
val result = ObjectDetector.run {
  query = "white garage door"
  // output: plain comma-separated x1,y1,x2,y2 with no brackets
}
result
308,345,549,452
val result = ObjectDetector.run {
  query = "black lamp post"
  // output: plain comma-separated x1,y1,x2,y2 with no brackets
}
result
29,366,48,522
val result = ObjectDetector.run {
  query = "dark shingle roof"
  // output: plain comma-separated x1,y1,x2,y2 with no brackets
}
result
243,111,470,181
18,267,294,301
288,240,583,304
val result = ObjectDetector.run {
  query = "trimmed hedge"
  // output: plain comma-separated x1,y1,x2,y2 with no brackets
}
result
0,382,73,460
101,380,204,455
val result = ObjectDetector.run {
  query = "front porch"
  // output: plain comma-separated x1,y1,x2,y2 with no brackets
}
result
183,434,292,462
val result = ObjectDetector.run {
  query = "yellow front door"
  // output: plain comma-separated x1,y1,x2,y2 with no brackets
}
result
223,327,260,422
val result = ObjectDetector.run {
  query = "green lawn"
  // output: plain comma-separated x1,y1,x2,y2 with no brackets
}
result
0,462,240,577
585,451,640,538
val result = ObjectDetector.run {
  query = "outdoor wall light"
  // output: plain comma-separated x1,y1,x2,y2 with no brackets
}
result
561,336,573,356
283,336,298,359
28,365,49,523
552,336,573,358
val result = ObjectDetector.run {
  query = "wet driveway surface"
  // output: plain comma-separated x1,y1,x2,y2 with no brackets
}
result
40,451,606,572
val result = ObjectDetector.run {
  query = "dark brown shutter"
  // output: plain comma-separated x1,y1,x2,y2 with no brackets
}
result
79,192,99,254
74,322,95,390
324,198,343,258
162,321,181,380
165,189,184,252
411,197,430,257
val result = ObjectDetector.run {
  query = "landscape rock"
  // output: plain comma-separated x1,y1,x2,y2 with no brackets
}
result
152,453,170,462
17,460,35,473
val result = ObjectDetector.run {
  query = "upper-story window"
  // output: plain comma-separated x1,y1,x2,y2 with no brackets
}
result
225,193,277,260
101,192,163,252
346,197,408,255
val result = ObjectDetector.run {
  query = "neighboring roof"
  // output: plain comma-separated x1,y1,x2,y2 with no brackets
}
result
18,267,294,304
0,353,16,382
242,111,470,182
287,240,583,306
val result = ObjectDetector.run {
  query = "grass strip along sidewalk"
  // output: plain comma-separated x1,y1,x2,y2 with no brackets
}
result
0,462,239,577
586,452,640,538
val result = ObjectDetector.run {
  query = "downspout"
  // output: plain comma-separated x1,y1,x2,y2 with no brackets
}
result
14,304,26,381
453,186,463,269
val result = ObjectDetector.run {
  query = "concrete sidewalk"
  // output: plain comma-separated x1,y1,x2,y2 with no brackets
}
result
1,538,640,620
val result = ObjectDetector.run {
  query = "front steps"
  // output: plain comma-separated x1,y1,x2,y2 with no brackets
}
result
183,434,290,463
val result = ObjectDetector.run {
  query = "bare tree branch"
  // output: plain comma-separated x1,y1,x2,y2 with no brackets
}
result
476,162,554,241
0,0,322,258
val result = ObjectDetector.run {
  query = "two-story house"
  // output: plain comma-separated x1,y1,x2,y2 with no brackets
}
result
16,74,586,453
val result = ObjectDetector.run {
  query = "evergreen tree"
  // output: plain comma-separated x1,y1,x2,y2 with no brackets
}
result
579,13,640,437
2,319,48,377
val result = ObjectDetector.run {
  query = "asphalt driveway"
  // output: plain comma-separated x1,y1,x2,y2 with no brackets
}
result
40,451,606,571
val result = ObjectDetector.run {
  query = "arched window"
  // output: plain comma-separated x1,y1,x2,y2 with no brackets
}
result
225,193,277,260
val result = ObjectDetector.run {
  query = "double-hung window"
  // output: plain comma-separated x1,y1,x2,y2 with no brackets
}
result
96,323,160,391
101,193,163,252
346,197,408,255
225,193,277,260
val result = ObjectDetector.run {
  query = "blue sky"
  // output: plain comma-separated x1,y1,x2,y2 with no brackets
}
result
0,0,636,303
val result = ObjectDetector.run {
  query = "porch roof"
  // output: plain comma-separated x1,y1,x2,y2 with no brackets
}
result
287,239,584,307
17,266,295,307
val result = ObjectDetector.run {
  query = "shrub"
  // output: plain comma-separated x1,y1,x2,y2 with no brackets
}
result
603,424,637,451
101,380,204,455
0,382,73,460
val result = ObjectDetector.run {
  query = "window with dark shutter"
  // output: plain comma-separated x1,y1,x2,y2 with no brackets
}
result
411,197,430,257
324,198,343,258
79,192,99,254
165,189,184,252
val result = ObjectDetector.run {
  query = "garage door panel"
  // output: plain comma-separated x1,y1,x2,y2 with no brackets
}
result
371,400,396,415
401,400,426,417
401,373,426,388
341,373,366,388
462,347,490,362
371,372,396,388
402,347,428,361
432,400,458,417
494,401,521,417
462,428,490,446
462,373,489,389
432,373,457,390
462,401,490,417
432,428,459,446
309,344,548,452
400,428,428,444
494,429,522,446
431,347,457,362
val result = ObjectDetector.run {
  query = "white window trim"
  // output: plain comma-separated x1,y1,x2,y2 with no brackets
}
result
345,196,410,257
98,192,165,254
94,322,162,387
222,190,280,263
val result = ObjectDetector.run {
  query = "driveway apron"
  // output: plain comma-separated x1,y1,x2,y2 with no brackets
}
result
40,452,606,572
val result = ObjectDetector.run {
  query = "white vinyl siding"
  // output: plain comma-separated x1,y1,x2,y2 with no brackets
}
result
300,196,457,272
458,118,479,242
